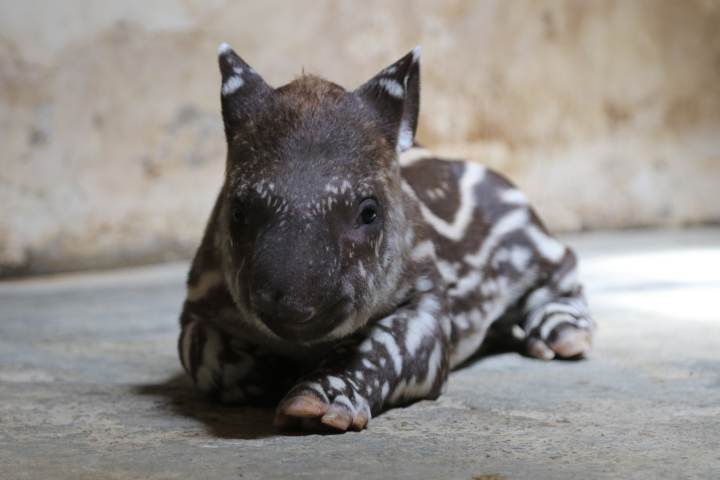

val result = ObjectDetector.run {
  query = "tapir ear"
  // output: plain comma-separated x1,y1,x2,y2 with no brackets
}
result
217,43,273,135
355,47,421,153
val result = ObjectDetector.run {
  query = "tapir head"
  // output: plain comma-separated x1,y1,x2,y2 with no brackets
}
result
216,43,421,342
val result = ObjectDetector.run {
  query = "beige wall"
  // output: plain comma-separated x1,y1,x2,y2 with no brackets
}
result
1,0,719,276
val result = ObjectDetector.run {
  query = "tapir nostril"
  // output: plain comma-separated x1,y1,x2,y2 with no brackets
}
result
253,288,315,323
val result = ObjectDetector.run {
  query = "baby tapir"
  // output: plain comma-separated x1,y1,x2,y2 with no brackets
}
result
178,43,594,431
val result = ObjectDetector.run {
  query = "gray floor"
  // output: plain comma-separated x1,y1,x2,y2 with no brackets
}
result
1,228,719,480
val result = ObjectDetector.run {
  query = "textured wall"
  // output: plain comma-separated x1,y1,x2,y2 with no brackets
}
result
2,0,719,276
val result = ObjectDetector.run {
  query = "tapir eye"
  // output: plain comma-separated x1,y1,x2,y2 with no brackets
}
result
358,198,379,225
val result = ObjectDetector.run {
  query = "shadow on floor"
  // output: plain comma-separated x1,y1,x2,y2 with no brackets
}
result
134,373,281,440
133,346,518,440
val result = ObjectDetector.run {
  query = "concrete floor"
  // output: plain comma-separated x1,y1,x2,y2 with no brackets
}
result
1,228,719,480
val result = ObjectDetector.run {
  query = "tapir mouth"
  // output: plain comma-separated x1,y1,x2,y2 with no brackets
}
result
262,297,351,342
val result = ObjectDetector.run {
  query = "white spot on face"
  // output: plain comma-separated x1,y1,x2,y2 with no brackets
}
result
186,270,223,302
378,78,404,98
222,75,244,96
375,231,384,258
362,358,375,370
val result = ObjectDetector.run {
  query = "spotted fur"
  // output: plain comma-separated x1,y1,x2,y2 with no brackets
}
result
177,45,594,431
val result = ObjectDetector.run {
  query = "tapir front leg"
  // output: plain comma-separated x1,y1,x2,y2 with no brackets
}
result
275,292,451,431
178,290,301,406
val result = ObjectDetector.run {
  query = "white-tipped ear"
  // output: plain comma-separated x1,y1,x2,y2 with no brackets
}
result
355,46,421,153
218,42,232,55
216,43,273,134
